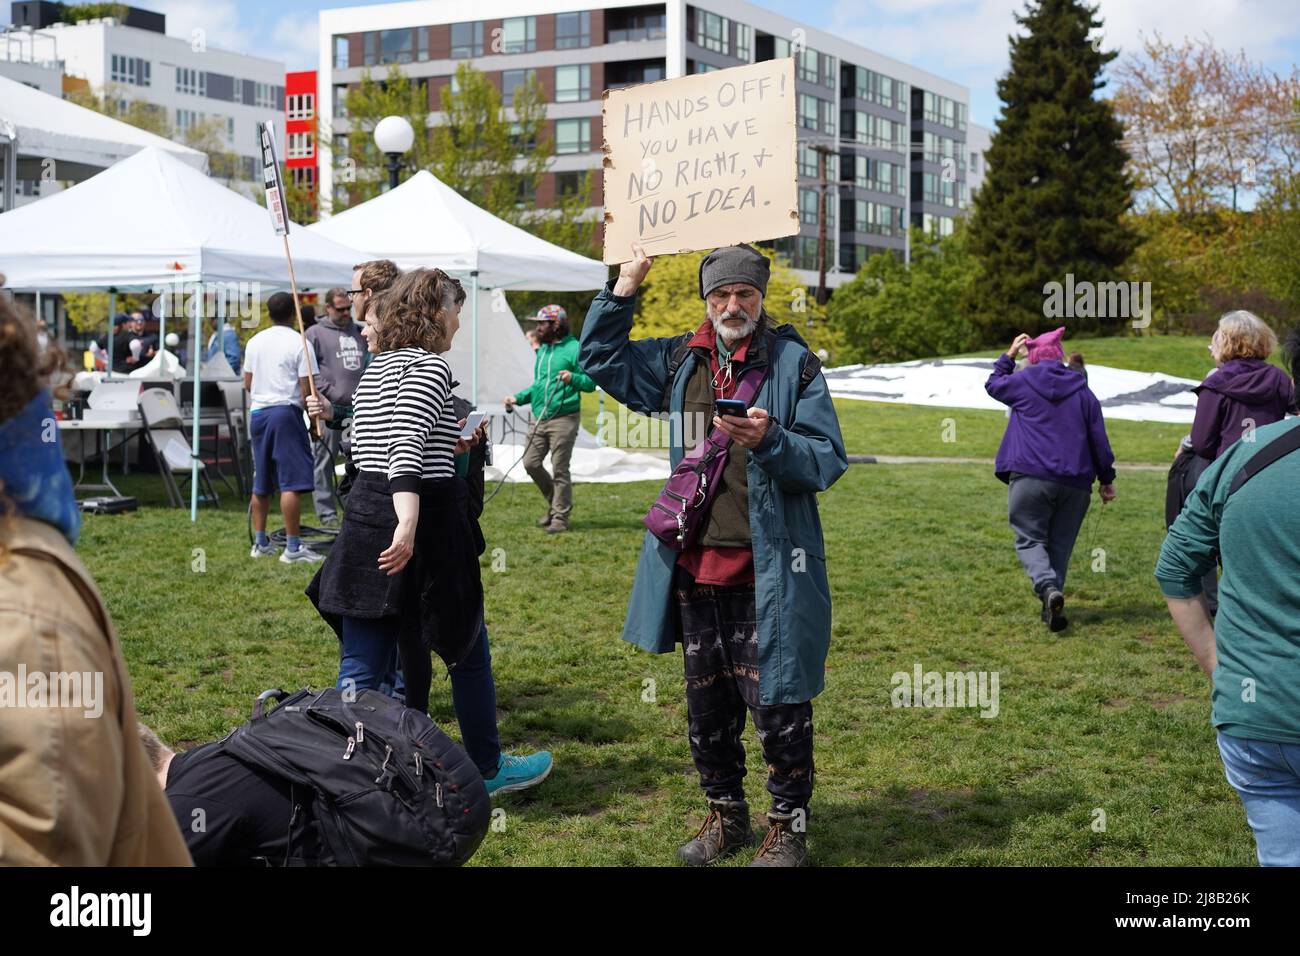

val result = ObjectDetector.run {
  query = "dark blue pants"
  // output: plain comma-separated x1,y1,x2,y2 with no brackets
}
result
336,616,501,776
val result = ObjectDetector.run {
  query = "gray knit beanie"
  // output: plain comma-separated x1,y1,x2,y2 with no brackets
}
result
698,244,771,299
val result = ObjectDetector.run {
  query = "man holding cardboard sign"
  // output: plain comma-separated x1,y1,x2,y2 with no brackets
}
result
579,242,847,867
602,59,799,264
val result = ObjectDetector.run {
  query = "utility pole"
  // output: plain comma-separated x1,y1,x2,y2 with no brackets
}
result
811,142,835,306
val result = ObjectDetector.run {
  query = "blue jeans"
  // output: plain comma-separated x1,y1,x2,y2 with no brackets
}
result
373,619,502,777
1217,731,1300,866
337,615,403,699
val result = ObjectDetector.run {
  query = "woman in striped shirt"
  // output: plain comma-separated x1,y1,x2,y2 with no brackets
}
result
309,268,484,716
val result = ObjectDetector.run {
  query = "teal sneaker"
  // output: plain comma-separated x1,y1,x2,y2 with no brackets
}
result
482,751,553,797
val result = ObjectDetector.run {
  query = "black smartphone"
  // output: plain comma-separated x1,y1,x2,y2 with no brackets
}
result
715,398,748,419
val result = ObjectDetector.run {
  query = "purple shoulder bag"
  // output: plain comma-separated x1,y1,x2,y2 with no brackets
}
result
644,365,766,551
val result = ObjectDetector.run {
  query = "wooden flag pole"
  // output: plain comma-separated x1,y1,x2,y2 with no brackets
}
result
282,233,323,439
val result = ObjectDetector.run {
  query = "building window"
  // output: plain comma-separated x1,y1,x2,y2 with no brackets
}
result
287,132,314,159
555,11,590,49
252,82,277,109
691,60,719,74
516,178,537,208
799,188,819,225
556,170,586,198
555,118,590,154
175,108,204,133
970,152,981,175
500,17,537,54
287,93,314,120
292,167,315,189
774,37,791,59
735,24,751,61
695,10,730,55
607,8,666,43
334,84,349,118
555,64,590,103
111,54,150,87
501,69,537,106
797,49,819,84
798,94,820,132
508,121,537,152
333,36,349,70
377,28,416,64
176,67,205,96
798,142,817,178
451,21,484,58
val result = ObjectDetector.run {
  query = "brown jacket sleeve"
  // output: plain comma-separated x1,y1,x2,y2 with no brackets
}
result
0,518,192,867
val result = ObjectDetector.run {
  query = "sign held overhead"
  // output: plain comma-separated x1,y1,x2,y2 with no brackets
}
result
601,58,799,265
258,122,289,236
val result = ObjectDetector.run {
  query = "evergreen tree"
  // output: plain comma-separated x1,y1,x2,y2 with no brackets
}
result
964,0,1137,342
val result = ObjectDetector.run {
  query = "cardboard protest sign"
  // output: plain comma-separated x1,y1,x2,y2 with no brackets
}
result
258,122,289,236
601,58,798,265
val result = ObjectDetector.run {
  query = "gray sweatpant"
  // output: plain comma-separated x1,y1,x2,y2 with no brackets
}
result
522,411,580,522
312,426,342,520
1007,475,1092,596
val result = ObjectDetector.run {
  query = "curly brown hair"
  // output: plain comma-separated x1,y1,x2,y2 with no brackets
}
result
0,295,68,421
1,294,71,563
354,259,401,296
371,268,461,353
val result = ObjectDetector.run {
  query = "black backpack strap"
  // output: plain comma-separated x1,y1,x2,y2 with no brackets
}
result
798,350,822,394
661,333,694,413
1228,424,1300,497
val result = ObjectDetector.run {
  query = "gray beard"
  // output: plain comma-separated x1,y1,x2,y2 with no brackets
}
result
709,307,758,344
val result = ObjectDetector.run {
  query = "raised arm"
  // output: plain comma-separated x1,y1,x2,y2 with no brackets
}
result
578,243,682,416
985,334,1030,405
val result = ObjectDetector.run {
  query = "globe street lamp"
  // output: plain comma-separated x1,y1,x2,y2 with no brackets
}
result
374,115,415,191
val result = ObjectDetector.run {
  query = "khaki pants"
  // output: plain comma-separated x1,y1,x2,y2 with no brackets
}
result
522,411,580,522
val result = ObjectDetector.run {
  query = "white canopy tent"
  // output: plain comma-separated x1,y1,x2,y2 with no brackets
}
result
0,74,208,212
307,168,608,405
0,146,366,520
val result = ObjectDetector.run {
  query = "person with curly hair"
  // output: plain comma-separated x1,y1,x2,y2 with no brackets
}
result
0,296,191,865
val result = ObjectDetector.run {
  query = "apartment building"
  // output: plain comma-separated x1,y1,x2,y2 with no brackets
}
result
285,69,319,199
319,0,976,286
4,2,286,183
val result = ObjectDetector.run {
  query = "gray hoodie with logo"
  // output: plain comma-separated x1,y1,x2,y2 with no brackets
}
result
305,316,366,404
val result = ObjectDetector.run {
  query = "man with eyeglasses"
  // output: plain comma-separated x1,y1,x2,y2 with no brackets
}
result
579,243,847,867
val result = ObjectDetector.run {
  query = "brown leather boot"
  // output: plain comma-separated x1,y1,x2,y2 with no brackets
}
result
676,799,754,866
536,512,554,528
748,812,809,867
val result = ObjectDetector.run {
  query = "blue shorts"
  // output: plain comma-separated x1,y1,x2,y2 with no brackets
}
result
250,405,314,495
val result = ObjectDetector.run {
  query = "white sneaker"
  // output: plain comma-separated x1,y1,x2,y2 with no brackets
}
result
250,542,277,558
279,544,325,564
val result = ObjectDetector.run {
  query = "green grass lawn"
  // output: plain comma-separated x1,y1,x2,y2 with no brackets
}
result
81,457,1251,866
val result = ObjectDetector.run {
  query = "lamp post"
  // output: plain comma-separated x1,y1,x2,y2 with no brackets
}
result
373,115,415,191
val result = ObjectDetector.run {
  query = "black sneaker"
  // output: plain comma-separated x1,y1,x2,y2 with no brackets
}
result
1040,588,1067,632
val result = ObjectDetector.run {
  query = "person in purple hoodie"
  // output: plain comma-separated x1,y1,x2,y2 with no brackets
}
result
1168,310,1296,614
986,327,1117,632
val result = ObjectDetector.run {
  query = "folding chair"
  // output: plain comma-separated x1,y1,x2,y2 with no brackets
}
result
217,379,253,496
138,387,219,508
180,380,241,497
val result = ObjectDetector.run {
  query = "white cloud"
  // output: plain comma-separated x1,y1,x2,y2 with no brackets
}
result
154,0,247,55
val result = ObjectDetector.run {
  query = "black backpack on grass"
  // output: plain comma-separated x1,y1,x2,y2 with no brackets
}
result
218,687,490,866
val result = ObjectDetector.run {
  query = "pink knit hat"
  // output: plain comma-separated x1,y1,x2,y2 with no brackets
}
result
1026,326,1065,364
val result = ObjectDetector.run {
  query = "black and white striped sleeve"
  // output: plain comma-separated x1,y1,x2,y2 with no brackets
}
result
386,354,452,492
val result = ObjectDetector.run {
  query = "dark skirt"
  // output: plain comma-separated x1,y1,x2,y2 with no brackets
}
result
306,470,484,673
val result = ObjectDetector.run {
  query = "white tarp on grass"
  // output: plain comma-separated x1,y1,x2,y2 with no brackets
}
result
825,358,1203,424
484,439,669,485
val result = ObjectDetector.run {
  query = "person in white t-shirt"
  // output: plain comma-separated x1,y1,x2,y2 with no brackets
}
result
243,292,323,564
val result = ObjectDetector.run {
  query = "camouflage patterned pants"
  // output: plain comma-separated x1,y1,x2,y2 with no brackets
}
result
675,573,814,816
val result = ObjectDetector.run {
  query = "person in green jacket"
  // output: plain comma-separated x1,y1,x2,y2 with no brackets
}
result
1155,338,1300,865
504,305,596,533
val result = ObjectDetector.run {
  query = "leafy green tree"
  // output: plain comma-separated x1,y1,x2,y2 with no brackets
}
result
66,84,171,138
964,0,1138,342
829,227,980,363
621,248,840,360
338,65,432,209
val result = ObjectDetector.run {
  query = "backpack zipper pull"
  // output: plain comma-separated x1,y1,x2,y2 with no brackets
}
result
436,783,443,807
343,736,355,760
354,721,364,743
414,752,423,776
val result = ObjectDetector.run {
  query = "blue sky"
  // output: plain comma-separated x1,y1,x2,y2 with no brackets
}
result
143,0,1300,128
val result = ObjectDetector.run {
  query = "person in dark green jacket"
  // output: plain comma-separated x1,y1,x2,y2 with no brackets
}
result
503,305,596,533
1155,341,1300,865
